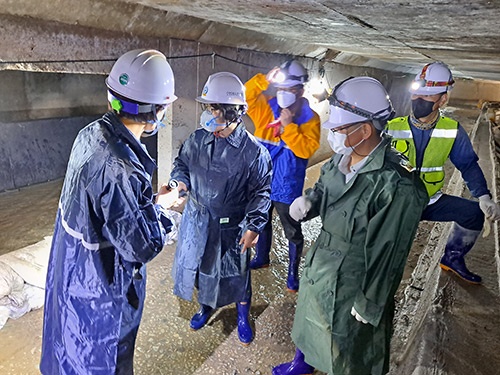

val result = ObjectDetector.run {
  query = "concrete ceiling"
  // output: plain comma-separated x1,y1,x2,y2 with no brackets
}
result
1,0,500,81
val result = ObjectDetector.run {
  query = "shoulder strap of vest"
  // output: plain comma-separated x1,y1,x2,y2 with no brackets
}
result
386,116,410,130
436,116,459,130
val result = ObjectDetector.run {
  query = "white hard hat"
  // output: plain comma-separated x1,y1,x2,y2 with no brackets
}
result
410,62,454,95
273,60,309,88
106,49,177,105
196,72,246,105
323,76,395,131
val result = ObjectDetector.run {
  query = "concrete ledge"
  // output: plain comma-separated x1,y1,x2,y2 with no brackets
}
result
391,105,500,374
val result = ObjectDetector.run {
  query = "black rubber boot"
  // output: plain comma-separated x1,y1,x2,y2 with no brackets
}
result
286,242,303,292
440,223,482,284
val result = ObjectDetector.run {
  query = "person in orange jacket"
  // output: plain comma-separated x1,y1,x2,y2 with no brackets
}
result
245,60,321,292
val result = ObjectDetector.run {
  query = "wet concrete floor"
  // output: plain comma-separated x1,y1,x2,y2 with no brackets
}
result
0,101,499,374
0,172,322,374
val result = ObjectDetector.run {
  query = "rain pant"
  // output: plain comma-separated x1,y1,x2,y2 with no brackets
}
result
245,73,321,204
171,124,272,307
291,136,429,375
40,112,172,375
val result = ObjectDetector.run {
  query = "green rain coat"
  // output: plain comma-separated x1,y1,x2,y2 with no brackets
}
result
292,136,428,375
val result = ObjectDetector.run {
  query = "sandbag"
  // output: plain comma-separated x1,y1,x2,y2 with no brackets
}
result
0,236,51,289
0,260,24,298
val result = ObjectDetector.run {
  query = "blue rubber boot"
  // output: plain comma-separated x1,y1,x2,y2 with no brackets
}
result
250,226,272,269
440,223,482,284
236,302,253,345
189,304,214,330
272,348,314,375
286,242,303,293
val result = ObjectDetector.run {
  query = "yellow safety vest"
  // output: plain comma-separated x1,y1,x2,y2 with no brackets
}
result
386,116,458,197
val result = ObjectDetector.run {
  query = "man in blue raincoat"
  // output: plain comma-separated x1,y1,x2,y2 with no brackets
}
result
40,49,179,375
170,72,272,346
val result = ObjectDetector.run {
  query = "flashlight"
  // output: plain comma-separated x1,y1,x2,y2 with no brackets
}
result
168,180,179,189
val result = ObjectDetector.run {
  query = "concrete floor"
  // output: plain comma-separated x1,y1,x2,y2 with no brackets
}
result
0,164,324,375
1,102,499,374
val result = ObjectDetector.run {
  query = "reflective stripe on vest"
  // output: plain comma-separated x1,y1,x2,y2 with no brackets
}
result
386,116,458,197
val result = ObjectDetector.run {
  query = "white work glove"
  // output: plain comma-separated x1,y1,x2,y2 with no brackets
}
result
479,195,500,221
350,306,368,324
289,196,312,222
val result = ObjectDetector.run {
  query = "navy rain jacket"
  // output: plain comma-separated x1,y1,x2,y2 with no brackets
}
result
171,124,272,308
40,112,172,375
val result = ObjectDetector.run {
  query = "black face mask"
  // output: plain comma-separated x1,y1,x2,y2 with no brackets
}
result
411,98,437,119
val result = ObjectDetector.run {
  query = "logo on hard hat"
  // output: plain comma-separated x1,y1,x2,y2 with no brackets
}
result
119,74,129,86
202,86,209,97
227,91,243,98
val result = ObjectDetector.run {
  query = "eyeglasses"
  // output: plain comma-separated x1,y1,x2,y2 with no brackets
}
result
330,122,365,133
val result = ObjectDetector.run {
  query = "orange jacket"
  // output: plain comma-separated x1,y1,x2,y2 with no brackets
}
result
245,73,321,203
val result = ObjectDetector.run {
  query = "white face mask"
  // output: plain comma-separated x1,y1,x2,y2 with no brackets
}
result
276,90,296,108
141,106,167,138
327,125,364,155
200,110,219,132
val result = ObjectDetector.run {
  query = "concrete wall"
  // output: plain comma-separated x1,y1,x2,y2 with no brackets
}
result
0,70,106,123
0,38,417,192
0,70,106,192
452,78,500,103
0,116,98,192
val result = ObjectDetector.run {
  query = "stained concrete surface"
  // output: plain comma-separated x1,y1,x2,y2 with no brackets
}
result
4,1,500,82
0,102,499,374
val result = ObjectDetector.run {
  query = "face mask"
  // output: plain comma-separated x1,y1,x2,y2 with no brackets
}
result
411,98,436,119
200,110,219,132
141,106,167,138
276,90,296,108
327,125,364,155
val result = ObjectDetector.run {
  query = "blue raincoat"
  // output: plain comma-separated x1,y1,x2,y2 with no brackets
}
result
40,112,172,375
171,124,272,307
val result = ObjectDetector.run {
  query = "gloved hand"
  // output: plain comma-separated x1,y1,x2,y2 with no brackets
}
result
350,306,368,324
479,195,500,221
289,196,312,222
156,180,187,208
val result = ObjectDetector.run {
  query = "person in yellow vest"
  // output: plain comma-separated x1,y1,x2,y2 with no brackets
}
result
386,61,500,284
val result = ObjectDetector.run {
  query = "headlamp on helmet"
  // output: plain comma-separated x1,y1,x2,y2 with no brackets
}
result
410,62,455,95
272,60,309,88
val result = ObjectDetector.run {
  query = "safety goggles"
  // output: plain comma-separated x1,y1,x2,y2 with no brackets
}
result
201,103,224,112
330,121,366,134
